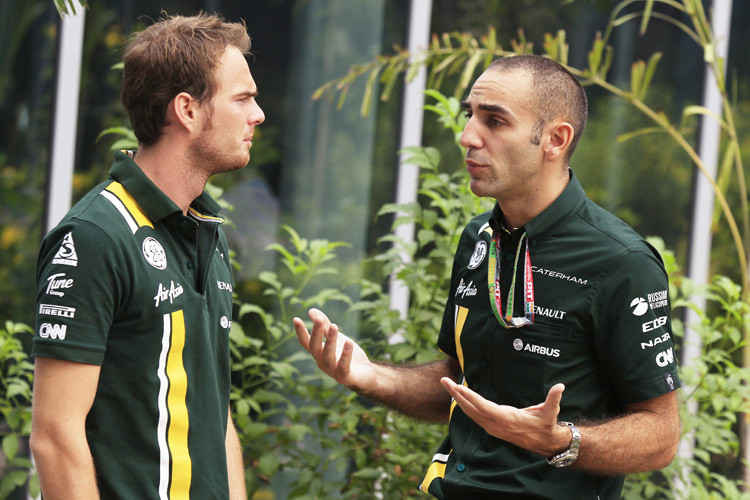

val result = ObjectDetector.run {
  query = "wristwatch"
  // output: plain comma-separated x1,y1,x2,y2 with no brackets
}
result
547,421,581,468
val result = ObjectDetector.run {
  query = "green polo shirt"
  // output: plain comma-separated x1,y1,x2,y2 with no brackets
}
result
420,170,680,499
33,151,235,499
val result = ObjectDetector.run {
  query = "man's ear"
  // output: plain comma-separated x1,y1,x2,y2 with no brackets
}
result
168,92,198,133
543,121,574,162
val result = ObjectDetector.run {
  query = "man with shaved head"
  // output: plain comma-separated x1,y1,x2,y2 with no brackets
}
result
295,55,680,499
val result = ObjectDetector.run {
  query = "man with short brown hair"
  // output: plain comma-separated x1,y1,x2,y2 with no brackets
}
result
30,13,264,499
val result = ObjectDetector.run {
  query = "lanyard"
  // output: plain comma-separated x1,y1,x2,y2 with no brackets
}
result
487,229,535,328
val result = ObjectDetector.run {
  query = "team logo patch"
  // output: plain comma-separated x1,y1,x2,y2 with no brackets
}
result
45,273,74,297
154,281,184,307
143,237,167,270
512,338,560,357
39,304,76,318
630,297,648,316
39,323,67,340
52,232,78,266
468,241,487,269
220,316,231,329
664,371,676,391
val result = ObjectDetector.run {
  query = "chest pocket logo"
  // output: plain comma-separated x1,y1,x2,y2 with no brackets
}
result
143,237,167,270
467,240,487,270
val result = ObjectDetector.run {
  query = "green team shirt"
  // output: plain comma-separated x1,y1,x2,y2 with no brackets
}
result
420,170,680,500
33,151,235,499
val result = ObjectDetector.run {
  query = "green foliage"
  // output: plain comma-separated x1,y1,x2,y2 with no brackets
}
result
224,91,750,499
623,240,750,498
52,0,89,17
312,0,749,294
227,94,485,499
0,321,38,499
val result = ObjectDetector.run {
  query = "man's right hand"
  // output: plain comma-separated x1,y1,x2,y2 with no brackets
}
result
293,308,377,394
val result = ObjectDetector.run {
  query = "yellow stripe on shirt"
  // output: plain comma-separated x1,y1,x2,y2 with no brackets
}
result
105,181,153,229
166,310,191,499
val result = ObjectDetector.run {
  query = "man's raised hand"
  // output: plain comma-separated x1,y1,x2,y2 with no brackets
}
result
293,308,377,393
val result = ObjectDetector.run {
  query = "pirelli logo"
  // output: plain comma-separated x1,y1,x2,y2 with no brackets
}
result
38,304,76,318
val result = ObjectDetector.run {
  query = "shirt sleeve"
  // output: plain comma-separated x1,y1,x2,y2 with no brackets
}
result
591,248,680,404
437,228,470,360
32,220,125,365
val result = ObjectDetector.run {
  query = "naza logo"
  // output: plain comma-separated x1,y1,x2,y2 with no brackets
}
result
39,323,67,340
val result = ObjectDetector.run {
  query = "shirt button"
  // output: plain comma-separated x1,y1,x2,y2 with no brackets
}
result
531,240,538,246
456,464,466,472
186,261,193,270
180,220,189,229
480,359,489,368
505,253,514,261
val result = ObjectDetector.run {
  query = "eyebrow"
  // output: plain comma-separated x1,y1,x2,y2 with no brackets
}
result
234,89,259,99
461,100,510,115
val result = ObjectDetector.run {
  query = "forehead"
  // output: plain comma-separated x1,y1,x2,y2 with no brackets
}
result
464,69,534,114
214,46,256,92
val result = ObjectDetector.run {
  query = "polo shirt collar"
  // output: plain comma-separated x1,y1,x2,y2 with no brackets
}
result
109,150,223,222
491,168,586,247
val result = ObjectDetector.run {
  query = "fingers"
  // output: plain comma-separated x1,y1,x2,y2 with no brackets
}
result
321,324,340,368
306,308,330,359
292,317,311,351
441,378,481,417
293,309,347,380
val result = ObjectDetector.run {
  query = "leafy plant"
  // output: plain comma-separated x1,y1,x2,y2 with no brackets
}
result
0,321,37,500
52,0,89,17
623,240,750,499
228,91,750,499
313,0,748,294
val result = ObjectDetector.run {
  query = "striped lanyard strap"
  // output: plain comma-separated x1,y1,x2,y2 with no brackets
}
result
487,230,535,328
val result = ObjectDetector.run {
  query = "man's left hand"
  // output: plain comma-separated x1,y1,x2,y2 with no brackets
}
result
440,378,572,457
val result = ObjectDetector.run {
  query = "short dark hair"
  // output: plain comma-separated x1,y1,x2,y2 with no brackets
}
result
487,55,588,161
121,12,251,146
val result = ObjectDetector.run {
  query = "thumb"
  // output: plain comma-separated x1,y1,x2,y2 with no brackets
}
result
543,383,565,415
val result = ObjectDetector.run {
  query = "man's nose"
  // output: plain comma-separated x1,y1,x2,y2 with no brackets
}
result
459,118,480,149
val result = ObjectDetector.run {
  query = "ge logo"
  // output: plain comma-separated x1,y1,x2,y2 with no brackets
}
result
143,237,167,270
513,338,524,351
630,297,648,316
468,241,488,270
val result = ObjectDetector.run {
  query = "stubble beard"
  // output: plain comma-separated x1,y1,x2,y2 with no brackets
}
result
189,130,250,178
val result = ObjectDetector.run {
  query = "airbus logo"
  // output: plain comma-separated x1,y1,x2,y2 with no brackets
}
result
220,316,232,329
512,338,560,358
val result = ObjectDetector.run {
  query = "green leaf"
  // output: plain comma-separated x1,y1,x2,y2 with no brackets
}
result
257,451,281,477
351,467,382,480
2,434,18,461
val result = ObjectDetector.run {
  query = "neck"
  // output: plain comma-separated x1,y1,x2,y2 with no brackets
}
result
132,143,206,215
499,167,570,228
